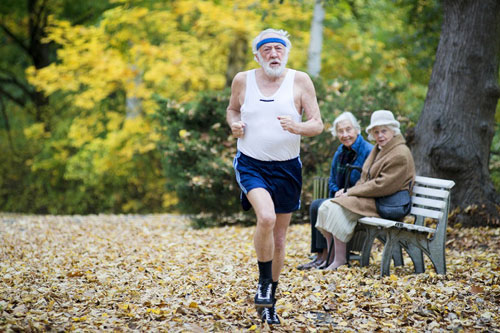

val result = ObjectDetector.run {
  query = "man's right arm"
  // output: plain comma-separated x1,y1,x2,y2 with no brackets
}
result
226,72,246,138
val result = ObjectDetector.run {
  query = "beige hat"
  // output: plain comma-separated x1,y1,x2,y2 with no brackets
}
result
365,110,400,135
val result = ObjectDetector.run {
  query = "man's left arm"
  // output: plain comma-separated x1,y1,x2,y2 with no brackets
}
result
280,71,323,136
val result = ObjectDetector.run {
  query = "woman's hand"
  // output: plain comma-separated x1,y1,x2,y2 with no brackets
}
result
335,189,349,198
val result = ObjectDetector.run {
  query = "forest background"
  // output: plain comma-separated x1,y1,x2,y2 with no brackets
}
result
1,0,499,226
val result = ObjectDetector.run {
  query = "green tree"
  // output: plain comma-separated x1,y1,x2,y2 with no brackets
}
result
409,0,500,226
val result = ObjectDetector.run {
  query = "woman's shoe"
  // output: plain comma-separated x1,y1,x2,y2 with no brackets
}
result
297,259,325,270
317,261,329,270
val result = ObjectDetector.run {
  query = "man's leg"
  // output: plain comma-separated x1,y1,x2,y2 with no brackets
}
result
247,188,276,262
258,212,291,325
272,213,292,281
246,188,276,308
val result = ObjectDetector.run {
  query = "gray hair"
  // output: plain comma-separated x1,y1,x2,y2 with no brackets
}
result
367,124,401,141
252,28,292,55
330,112,361,138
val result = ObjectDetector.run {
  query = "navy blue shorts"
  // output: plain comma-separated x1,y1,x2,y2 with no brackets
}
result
233,151,302,214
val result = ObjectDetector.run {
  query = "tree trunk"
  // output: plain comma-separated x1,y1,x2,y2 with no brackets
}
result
28,0,51,121
307,0,325,77
225,34,248,88
409,0,500,226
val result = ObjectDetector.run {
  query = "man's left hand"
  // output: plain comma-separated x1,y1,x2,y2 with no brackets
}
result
278,116,295,133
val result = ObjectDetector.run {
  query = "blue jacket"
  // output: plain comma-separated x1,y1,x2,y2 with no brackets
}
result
328,134,373,197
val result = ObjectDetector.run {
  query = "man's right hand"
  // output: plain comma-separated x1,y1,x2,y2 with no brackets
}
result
231,121,245,138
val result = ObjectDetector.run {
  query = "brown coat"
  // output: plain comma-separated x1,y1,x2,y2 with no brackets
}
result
332,134,416,217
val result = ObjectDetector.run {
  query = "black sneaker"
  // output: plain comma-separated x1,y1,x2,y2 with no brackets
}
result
254,279,273,307
261,302,280,325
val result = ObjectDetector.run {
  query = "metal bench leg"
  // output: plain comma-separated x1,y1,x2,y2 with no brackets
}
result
377,233,404,267
429,241,446,275
380,232,396,276
391,242,404,267
346,237,353,264
359,226,379,267
403,242,425,274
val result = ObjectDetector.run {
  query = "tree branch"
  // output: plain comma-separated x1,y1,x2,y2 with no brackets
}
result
0,23,29,53
72,4,118,25
0,97,18,155
344,0,360,20
0,87,27,107
29,0,49,48
0,74,34,97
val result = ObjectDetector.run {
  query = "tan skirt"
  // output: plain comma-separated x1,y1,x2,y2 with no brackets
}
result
315,200,363,243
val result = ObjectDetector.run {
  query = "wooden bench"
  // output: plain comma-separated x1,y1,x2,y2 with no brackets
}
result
312,176,455,276
312,177,405,267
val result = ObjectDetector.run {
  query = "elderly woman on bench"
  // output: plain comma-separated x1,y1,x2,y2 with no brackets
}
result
297,111,372,270
315,110,416,270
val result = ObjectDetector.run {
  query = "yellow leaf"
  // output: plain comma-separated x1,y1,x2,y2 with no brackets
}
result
179,129,190,138
249,325,257,330
390,274,398,281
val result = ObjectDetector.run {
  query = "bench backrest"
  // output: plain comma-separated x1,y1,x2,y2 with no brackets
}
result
410,176,455,238
410,176,454,219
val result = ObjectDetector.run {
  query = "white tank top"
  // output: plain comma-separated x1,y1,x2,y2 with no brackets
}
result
237,69,301,161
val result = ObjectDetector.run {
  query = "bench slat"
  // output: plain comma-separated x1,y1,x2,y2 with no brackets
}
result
415,176,455,189
358,217,436,234
394,221,436,234
411,196,447,209
358,217,398,228
409,206,443,219
412,186,450,199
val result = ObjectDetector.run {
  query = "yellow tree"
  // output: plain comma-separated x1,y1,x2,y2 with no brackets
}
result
25,0,314,212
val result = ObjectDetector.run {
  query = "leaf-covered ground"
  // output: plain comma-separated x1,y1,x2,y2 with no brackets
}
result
1,214,499,332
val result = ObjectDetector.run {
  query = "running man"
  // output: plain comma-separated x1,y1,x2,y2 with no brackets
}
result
226,28,323,325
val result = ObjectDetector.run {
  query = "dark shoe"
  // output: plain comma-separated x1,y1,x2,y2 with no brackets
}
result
317,261,329,270
297,260,325,271
254,279,273,307
261,302,280,325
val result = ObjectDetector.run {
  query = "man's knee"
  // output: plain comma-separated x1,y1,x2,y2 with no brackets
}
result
257,212,276,230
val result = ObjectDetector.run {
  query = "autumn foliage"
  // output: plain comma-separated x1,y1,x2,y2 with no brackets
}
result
1,214,498,331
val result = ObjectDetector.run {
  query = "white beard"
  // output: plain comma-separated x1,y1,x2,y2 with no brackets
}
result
257,52,288,78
